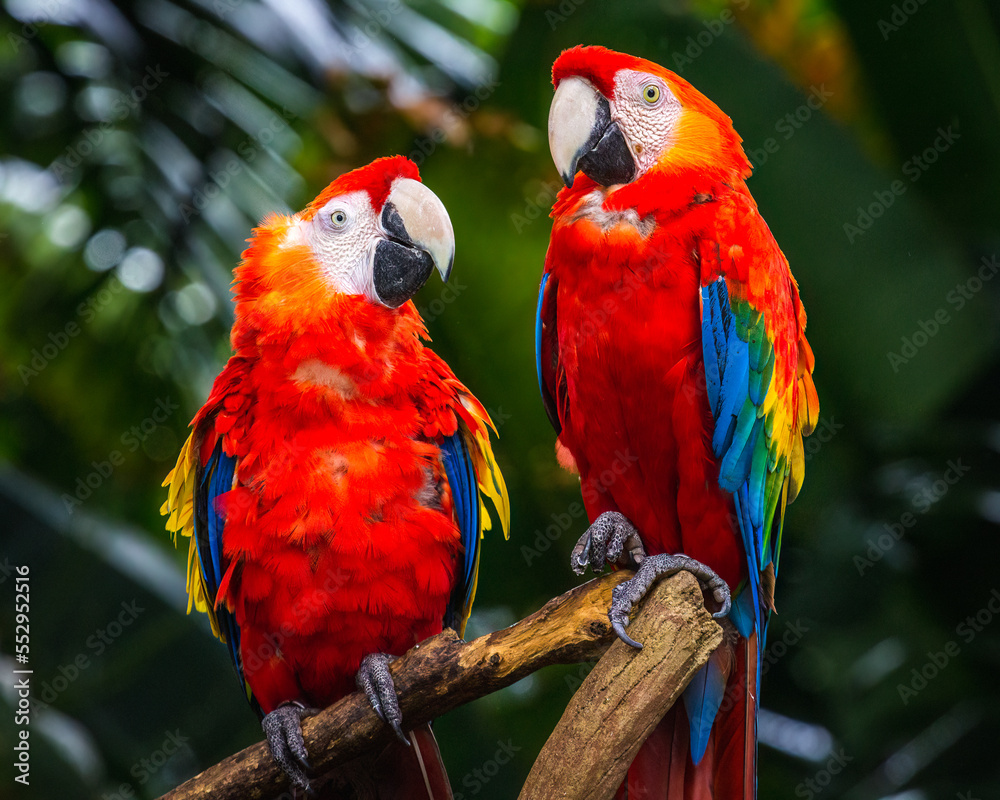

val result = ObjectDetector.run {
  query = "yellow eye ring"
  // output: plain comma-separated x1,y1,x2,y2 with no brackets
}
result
642,84,661,104
331,210,348,227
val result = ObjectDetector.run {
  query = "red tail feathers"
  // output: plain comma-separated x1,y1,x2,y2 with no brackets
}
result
615,633,759,800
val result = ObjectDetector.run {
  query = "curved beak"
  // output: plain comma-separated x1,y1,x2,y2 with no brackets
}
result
548,76,636,189
374,178,456,308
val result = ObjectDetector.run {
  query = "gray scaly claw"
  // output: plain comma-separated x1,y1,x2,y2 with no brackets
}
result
571,511,647,575
263,701,313,792
356,652,408,745
608,552,732,649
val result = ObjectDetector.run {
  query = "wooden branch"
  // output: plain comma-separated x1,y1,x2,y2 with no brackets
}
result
158,571,721,800
518,571,724,800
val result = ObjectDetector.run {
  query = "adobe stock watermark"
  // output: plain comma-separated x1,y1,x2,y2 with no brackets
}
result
896,588,1000,705
804,417,843,462
345,0,404,52
407,76,501,168
794,748,854,799
486,405,513,433
416,278,468,325
50,65,170,181
211,0,249,19
699,617,811,729
669,0,751,73
886,254,999,372
34,600,145,707
843,123,961,243
564,618,800,690
855,458,969,575
179,107,297,223
678,367,839,466
103,729,191,800
746,85,833,170
61,397,180,513
544,0,588,31
19,274,127,385
0,556,17,586
6,0,65,52
761,618,810,677
877,0,932,40
236,563,355,677
553,248,665,345
452,739,522,799
510,180,561,233
521,449,641,567
563,660,597,693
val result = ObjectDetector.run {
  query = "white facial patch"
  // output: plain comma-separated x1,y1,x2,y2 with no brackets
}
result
300,189,381,301
611,70,682,176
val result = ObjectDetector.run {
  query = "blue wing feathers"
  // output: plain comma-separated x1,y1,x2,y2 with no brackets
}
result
701,276,773,644
749,434,769,529
196,438,250,709
712,357,749,457
536,271,563,434
719,419,757,493
683,651,729,764
718,401,759,489
535,271,550,399
728,584,757,640
205,444,234,588
440,430,480,629
702,283,725,414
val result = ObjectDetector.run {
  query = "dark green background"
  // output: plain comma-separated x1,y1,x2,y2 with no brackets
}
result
1,0,998,798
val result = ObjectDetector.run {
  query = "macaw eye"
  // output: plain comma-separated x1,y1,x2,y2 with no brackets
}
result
642,84,661,104
330,209,349,228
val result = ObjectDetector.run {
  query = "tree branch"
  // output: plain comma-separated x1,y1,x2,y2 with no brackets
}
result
518,571,724,800
158,571,721,800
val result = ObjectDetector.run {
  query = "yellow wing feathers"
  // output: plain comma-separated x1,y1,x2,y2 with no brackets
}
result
160,433,224,640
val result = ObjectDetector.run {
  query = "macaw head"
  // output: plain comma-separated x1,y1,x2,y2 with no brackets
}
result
234,155,454,325
548,45,751,190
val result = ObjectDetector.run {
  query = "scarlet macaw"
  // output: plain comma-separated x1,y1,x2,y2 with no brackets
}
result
162,156,508,797
538,46,818,798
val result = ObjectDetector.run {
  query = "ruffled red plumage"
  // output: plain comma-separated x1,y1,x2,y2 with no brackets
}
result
200,294,466,710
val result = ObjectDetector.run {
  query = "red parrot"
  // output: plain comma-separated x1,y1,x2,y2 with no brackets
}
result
162,156,508,797
538,46,818,798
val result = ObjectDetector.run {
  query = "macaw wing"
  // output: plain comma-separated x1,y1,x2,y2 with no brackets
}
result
536,268,563,434
686,208,817,764
440,413,510,639
699,220,818,642
162,429,255,711
440,429,480,636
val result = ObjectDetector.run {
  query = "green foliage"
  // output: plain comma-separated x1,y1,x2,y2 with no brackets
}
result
1,1,998,798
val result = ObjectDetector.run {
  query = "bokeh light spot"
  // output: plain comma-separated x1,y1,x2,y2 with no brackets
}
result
84,229,126,271
118,247,164,292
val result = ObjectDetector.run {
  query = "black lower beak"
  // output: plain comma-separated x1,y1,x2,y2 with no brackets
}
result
567,94,636,188
577,118,636,187
373,239,435,309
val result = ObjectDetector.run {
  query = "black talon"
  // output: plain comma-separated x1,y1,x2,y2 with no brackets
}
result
356,653,409,745
607,552,733,648
263,701,313,791
610,582,644,649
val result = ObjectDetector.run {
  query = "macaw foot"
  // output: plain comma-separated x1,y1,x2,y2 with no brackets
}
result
356,652,408,745
262,701,313,792
609,553,732,649
571,511,648,575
